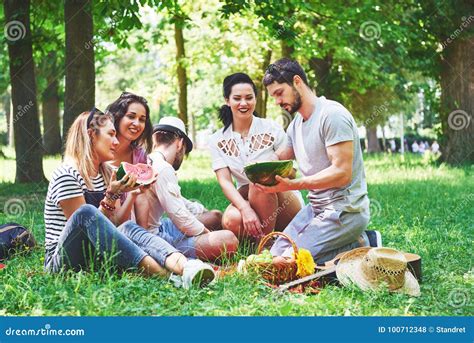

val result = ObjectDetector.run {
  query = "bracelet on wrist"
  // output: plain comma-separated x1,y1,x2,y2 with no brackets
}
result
103,195,115,206
105,191,119,201
100,200,116,212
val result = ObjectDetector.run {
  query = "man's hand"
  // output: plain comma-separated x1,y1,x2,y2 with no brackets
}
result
254,175,298,193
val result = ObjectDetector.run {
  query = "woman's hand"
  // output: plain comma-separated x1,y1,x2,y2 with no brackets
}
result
128,171,157,197
107,172,140,197
129,182,154,197
240,205,263,238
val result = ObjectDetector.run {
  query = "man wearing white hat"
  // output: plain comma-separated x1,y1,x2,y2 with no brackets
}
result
145,117,239,261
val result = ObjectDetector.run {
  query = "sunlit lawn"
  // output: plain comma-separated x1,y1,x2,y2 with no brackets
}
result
0,150,473,315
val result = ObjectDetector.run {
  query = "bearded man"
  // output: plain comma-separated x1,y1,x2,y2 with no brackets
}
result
256,58,381,264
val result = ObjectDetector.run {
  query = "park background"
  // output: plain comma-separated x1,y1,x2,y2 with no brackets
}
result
0,0,472,316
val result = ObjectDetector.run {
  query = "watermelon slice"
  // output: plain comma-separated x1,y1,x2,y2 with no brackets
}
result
116,162,155,186
244,160,295,186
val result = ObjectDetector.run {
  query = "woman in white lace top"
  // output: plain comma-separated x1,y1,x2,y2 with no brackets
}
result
208,73,303,240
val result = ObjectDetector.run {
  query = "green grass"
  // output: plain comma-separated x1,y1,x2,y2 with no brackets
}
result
0,151,473,316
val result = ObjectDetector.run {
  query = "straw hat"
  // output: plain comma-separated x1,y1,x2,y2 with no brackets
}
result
336,247,420,297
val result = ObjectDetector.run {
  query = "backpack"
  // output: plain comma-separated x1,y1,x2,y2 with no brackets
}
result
0,223,37,260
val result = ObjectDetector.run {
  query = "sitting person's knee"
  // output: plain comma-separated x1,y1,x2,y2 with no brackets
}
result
222,212,241,232
76,204,99,217
116,220,136,233
219,230,239,252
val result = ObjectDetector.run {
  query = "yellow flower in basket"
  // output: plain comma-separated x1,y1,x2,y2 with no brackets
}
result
293,248,316,277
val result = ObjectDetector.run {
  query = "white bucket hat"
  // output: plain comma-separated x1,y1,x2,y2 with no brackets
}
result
153,117,193,153
336,247,421,297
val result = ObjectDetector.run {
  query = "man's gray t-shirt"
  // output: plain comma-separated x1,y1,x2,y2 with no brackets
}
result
287,96,369,213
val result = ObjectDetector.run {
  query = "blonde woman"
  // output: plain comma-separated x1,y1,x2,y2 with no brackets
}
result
43,109,215,288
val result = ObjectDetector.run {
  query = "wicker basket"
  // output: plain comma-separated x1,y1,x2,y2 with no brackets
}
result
252,232,299,285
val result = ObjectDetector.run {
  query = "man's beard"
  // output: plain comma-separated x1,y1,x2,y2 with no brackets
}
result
286,86,302,115
172,146,185,171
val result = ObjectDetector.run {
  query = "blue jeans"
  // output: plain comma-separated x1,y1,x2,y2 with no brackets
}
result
118,220,179,266
156,218,197,258
45,205,176,272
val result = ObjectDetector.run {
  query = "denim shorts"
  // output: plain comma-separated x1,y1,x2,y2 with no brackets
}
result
156,218,197,259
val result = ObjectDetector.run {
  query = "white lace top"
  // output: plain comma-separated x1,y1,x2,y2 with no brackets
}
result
208,117,287,188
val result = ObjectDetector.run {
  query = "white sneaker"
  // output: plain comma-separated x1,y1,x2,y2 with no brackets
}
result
181,259,216,289
169,273,183,288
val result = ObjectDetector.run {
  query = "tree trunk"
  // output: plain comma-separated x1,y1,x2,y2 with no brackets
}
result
3,91,13,146
281,40,294,58
440,37,474,165
174,19,188,129
381,125,387,152
63,0,94,137
42,71,62,155
366,126,381,153
262,76,270,119
4,0,45,182
278,40,294,129
309,55,332,97
255,49,272,118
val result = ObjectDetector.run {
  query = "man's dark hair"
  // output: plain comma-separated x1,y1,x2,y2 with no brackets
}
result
152,130,180,147
263,58,309,87
152,130,190,156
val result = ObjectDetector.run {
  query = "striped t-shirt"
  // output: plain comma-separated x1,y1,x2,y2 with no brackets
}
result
44,164,106,264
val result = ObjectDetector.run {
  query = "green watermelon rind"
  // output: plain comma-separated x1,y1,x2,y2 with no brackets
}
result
116,162,155,186
244,160,294,186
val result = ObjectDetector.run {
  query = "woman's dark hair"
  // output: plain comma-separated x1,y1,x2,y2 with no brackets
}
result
106,92,153,153
219,73,258,132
